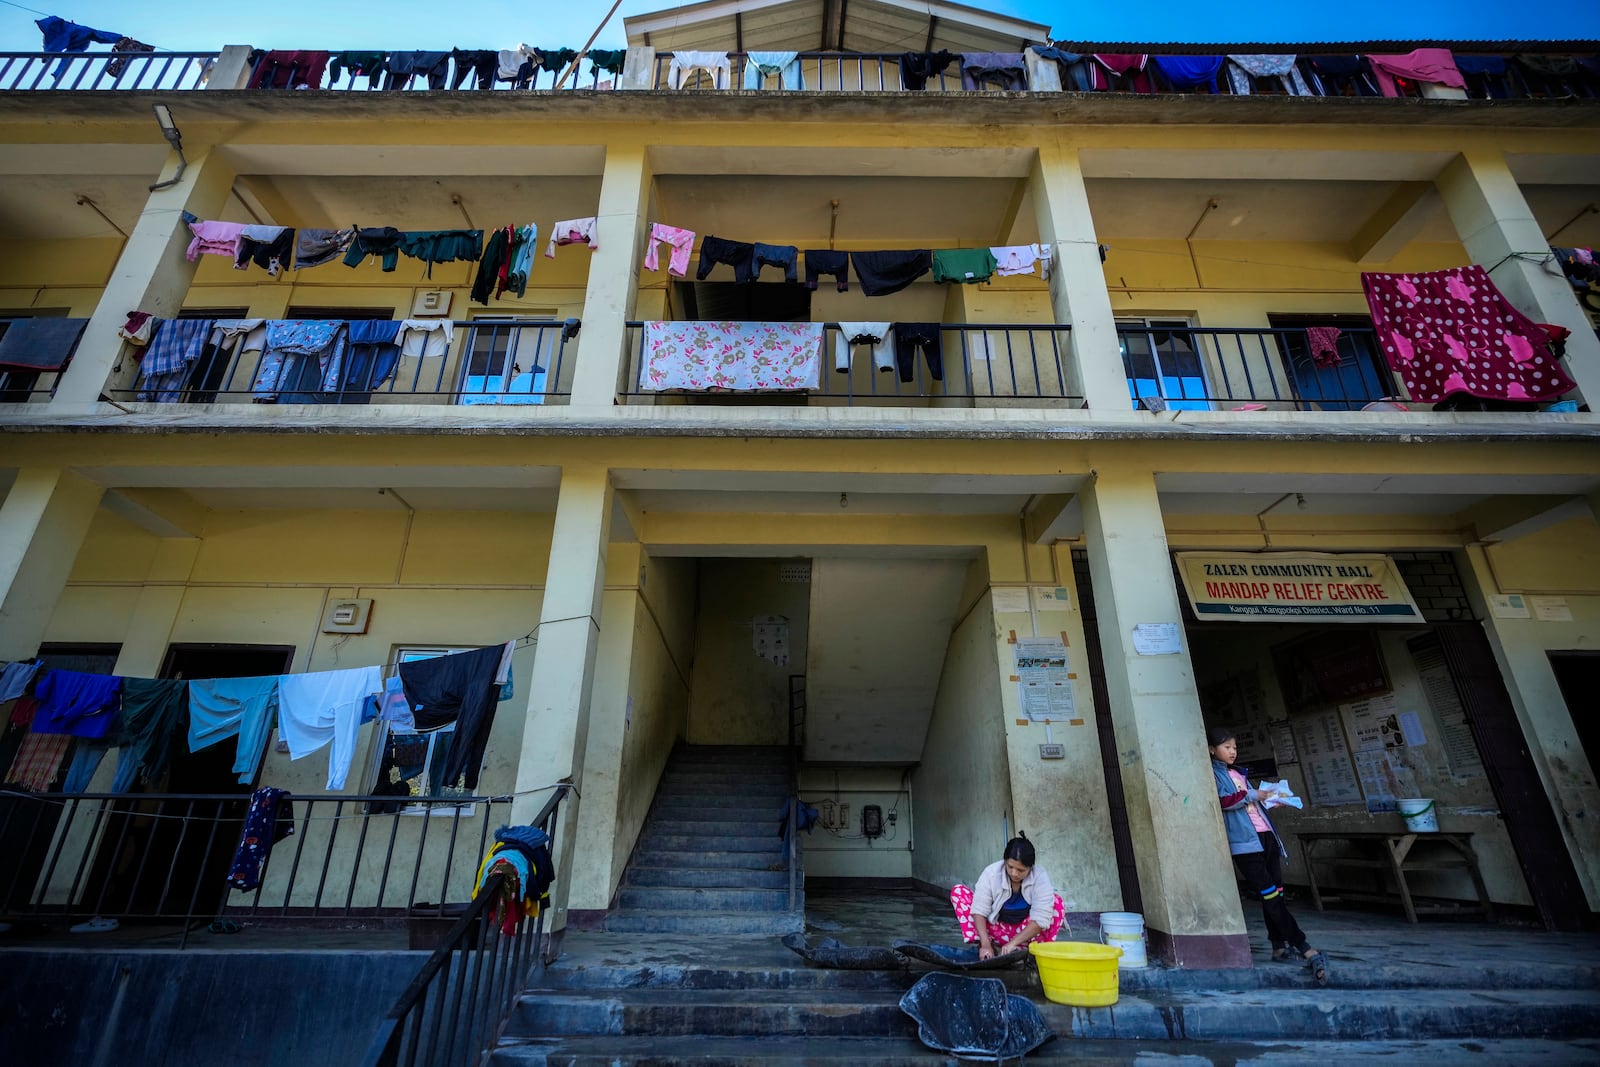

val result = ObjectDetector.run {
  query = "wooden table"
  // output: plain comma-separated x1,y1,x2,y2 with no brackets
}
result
1297,831,1494,923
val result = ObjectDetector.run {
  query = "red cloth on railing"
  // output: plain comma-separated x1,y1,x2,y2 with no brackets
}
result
1090,54,1153,92
1366,49,1466,97
1305,326,1343,368
1361,265,1576,403
248,50,329,90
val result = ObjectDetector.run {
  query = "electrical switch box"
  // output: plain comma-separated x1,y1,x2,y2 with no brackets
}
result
321,598,373,634
411,290,452,316
862,804,884,838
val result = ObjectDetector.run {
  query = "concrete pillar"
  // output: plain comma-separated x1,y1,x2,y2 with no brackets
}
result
1030,142,1128,412
568,145,653,407
111,539,200,676
52,147,237,406
512,466,614,929
1079,467,1250,967
0,469,105,660
1435,150,1600,404
203,46,256,90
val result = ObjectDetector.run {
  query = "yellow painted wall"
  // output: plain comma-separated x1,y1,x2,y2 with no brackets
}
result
687,558,808,746
797,765,914,879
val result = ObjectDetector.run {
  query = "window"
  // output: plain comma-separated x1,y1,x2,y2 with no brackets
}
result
458,317,558,405
1118,317,1211,410
0,310,70,403
365,647,472,815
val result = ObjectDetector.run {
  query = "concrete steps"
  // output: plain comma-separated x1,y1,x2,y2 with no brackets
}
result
601,744,802,935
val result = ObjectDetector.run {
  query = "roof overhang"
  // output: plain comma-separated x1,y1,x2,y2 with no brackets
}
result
624,0,1049,54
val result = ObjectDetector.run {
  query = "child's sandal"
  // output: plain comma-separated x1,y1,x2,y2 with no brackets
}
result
1305,949,1329,983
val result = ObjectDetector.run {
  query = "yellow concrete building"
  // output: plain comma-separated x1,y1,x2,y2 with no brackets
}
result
1,0,1598,969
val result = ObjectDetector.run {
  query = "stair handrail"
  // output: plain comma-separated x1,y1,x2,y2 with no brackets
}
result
786,675,806,912
359,782,571,1067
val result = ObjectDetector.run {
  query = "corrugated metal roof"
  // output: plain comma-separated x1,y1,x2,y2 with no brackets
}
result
1049,41,1600,55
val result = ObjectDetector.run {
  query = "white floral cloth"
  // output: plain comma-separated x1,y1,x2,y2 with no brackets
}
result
640,321,825,392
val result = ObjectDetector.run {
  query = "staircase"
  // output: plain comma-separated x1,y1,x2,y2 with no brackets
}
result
603,744,802,936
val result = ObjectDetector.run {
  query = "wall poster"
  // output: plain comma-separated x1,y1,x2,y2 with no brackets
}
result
1291,708,1364,806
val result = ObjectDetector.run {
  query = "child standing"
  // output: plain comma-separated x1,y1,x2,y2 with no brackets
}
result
1208,725,1329,983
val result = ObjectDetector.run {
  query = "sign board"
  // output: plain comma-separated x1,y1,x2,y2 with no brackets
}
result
1174,552,1424,623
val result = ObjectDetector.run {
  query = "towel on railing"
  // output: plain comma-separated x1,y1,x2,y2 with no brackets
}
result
227,787,295,892
639,321,825,392
0,317,87,371
4,731,71,792
137,318,218,402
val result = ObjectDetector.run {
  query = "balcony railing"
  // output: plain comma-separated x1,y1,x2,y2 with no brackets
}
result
1118,325,1399,412
113,318,578,407
620,322,1080,407
0,51,215,91
0,788,514,947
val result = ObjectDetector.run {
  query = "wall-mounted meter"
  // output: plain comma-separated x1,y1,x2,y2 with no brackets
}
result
321,598,374,634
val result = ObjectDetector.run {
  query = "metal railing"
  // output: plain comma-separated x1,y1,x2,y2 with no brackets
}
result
360,786,568,1067
1117,325,1399,412
786,674,806,912
0,788,513,947
621,322,1079,406
114,318,578,406
0,51,216,91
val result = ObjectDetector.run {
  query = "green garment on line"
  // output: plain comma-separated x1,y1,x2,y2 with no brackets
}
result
931,247,998,284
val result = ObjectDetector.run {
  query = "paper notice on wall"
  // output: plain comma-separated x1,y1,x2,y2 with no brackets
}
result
993,587,1031,613
752,615,790,667
1032,586,1071,610
1398,710,1427,747
1353,749,1401,813
1340,692,1401,753
1270,720,1299,765
1015,637,1074,722
1292,708,1364,807
1411,642,1485,779
1131,622,1182,655
1530,595,1574,622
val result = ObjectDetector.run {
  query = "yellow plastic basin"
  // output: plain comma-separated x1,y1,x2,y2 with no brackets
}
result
1029,941,1123,1007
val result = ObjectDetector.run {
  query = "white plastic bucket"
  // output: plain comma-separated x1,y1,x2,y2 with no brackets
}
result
1099,911,1147,969
1398,798,1438,833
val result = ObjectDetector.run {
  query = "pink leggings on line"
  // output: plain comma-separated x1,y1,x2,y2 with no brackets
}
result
644,224,695,278
950,883,1067,948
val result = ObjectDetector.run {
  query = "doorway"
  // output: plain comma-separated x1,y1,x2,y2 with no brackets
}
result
1549,651,1600,782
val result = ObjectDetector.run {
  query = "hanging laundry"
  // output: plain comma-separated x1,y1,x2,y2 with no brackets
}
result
398,319,454,360
398,644,505,791
136,318,217,402
1305,326,1344,368
900,51,956,90
744,51,804,90
252,320,349,400
1366,49,1465,97
1225,55,1314,96
189,677,280,785
475,847,528,934
382,51,450,90
504,223,538,296
9,693,38,726
1551,247,1599,292
4,730,71,791
105,37,154,78
1361,265,1578,404
804,250,849,292
932,248,998,284
1307,55,1376,96
1029,47,1093,92
62,740,110,792
0,659,39,702
294,228,355,270
344,227,405,272
328,51,388,87
34,16,122,79
337,320,404,395
398,229,484,278
537,48,579,80
31,671,121,739
0,317,88,372
961,53,1028,91
546,218,599,258
1090,54,1153,92
697,236,757,283
644,224,695,278
1453,56,1513,99
586,49,627,76
834,322,896,373
234,226,294,276
753,243,800,283
110,677,188,793
118,311,154,347
472,227,513,305
850,250,932,297
639,321,825,392
276,665,383,791
371,674,415,731
450,49,497,91
990,244,1051,279
667,50,731,89
226,787,295,892
188,220,249,261
892,323,945,382
483,824,555,918
248,50,329,90
1153,56,1224,93
497,45,539,89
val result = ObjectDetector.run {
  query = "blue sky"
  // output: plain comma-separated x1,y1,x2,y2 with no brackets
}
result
1,0,1595,52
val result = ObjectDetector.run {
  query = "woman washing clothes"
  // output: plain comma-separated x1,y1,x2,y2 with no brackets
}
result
950,834,1066,958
